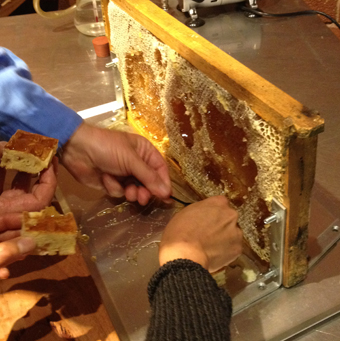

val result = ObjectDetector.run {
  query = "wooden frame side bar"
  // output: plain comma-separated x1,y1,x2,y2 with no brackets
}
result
282,135,318,287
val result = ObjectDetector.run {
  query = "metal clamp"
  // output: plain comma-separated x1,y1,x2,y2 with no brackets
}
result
105,58,119,68
308,219,340,269
105,55,125,116
233,198,286,314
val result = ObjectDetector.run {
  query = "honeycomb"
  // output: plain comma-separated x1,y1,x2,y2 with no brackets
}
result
125,51,168,150
108,3,288,261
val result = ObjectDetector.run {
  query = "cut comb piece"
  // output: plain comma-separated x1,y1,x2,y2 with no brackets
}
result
0,130,58,174
22,206,78,256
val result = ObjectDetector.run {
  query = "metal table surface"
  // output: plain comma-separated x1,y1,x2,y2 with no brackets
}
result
0,14,115,112
1,1,340,340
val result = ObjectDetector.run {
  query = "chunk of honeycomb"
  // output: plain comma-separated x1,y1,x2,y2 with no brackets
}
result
108,3,288,261
125,51,168,149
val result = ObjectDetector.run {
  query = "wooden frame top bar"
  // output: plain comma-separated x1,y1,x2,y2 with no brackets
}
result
111,0,324,137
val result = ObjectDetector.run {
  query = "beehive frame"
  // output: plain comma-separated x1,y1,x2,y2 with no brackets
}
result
102,0,324,287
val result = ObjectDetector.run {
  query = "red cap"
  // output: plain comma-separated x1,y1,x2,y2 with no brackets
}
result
92,36,110,58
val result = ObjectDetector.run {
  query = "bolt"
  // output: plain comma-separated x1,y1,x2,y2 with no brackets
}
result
106,58,119,68
333,225,339,232
264,214,277,225
258,282,266,290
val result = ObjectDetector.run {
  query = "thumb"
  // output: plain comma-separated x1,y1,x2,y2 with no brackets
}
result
0,237,36,268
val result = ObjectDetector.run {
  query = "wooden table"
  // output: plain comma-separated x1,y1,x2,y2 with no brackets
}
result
0,248,119,340
0,13,120,341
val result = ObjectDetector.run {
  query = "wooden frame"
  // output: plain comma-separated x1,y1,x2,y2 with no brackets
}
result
103,0,324,287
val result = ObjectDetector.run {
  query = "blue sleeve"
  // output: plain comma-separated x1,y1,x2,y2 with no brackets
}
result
0,47,83,149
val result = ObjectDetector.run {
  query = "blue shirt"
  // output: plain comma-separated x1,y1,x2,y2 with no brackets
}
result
0,47,83,149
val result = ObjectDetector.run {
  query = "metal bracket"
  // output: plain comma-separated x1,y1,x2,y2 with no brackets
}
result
308,219,340,269
233,198,286,314
106,55,126,118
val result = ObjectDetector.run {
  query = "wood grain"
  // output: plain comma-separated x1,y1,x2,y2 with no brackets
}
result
0,0,26,17
282,135,318,287
110,0,324,138
0,248,119,340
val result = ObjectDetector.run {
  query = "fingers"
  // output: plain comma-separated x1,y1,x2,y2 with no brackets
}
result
129,153,171,200
11,172,32,192
0,236,36,268
122,178,152,205
136,186,152,206
159,195,243,271
31,157,58,208
102,173,125,198
0,267,10,279
124,182,138,202
142,149,172,196
102,174,152,206
0,167,5,194
126,134,171,200
0,212,22,232
0,158,59,215
0,230,21,242
62,125,171,204
124,184,151,206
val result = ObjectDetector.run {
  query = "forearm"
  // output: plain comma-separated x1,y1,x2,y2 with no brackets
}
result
0,48,83,148
146,259,232,341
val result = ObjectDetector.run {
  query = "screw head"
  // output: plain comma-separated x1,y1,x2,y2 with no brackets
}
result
333,225,339,232
258,282,266,290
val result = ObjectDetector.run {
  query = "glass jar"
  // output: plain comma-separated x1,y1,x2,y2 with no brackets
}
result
33,0,105,37
74,0,105,36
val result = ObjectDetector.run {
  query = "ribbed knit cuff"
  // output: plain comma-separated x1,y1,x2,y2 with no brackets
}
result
146,259,232,341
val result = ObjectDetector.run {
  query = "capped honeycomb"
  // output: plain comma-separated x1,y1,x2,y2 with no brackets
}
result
108,3,289,261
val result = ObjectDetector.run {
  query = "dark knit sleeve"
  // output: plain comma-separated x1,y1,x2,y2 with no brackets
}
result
145,259,232,341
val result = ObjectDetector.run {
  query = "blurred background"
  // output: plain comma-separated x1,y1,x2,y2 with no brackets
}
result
0,0,75,16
